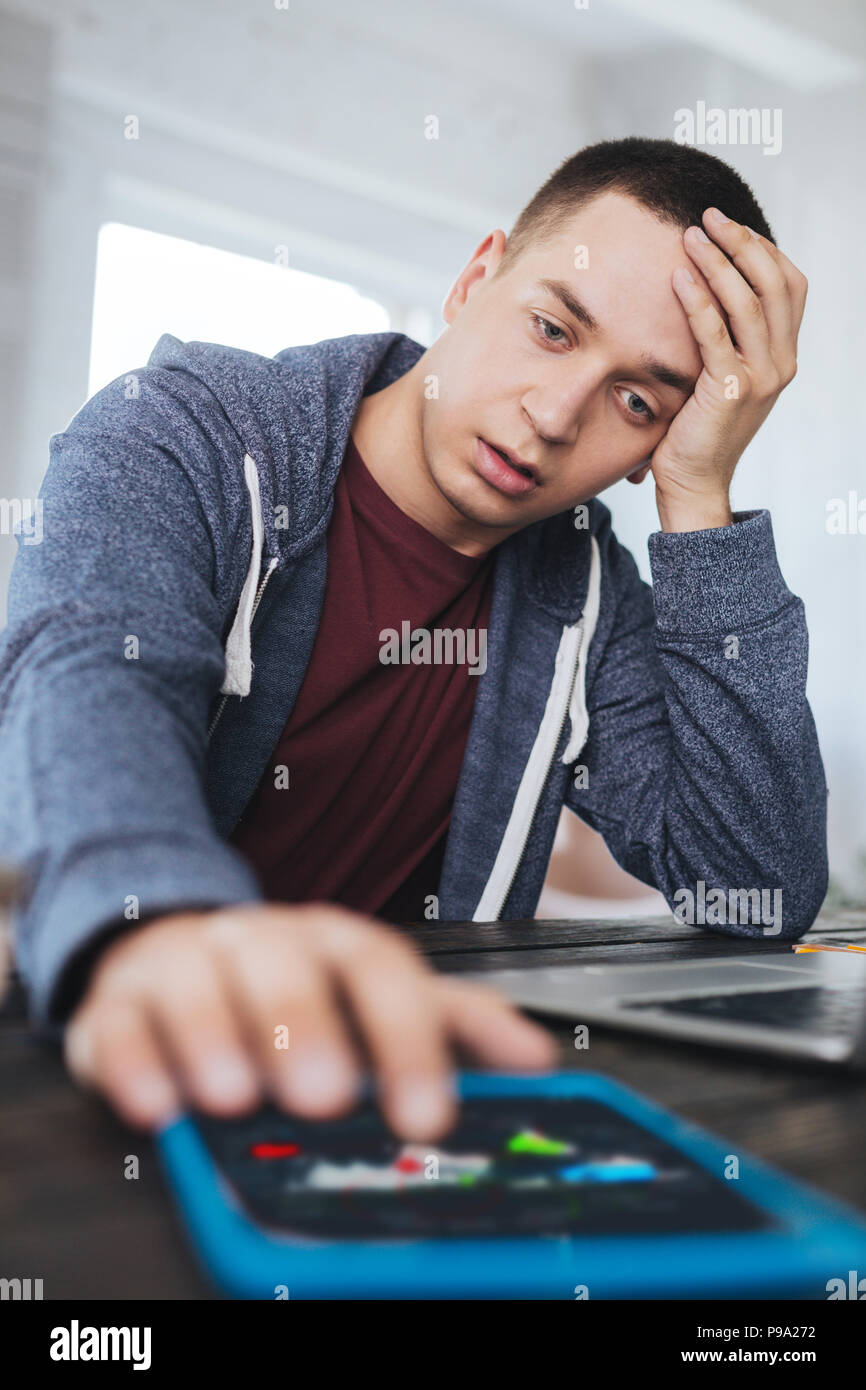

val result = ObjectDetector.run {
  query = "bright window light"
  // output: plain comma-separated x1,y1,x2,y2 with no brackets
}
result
88,223,391,396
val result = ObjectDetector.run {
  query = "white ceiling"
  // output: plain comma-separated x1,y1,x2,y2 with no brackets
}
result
6,0,865,85
3,0,862,308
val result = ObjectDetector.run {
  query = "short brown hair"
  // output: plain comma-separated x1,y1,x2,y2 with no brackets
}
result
497,136,775,275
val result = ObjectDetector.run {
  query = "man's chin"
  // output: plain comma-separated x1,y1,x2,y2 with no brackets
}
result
436,474,527,531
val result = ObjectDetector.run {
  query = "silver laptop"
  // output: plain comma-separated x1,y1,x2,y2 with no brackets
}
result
466,947,866,1068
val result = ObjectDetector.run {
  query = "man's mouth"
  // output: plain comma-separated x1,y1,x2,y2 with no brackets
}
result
474,438,540,497
491,444,535,478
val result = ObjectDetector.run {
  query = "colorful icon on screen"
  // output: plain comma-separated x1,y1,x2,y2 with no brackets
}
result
506,1129,575,1156
249,1142,302,1159
301,1145,492,1191
558,1157,656,1184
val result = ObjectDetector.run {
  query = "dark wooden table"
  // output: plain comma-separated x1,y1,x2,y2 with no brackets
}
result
2,909,866,1299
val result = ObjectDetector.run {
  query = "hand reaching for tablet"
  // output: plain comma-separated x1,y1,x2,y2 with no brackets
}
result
63,902,558,1141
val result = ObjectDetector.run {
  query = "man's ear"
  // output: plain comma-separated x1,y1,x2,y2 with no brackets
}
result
626,458,652,486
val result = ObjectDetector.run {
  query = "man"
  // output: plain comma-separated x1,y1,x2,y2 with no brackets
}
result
0,137,826,1145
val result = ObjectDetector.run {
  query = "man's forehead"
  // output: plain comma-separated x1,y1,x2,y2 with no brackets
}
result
546,189,682,246
516,199,713,378
527,254,687,321
539,192,727,321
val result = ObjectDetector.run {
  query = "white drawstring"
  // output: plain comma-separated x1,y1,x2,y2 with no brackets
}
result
561,534,602,764
220,453,266,698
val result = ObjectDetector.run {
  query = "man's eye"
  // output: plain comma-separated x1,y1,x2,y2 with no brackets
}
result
532,314,568,346
617,388,656,425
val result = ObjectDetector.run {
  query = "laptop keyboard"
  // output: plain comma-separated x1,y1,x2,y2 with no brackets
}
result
623,984,866,1037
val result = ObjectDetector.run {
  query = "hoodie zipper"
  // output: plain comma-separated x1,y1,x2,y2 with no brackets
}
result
207,563,276,741
473,619,585,921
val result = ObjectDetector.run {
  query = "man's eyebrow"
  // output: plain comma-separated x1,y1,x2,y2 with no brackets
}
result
535,278,599,332
639,355,696,397
535,277,696,397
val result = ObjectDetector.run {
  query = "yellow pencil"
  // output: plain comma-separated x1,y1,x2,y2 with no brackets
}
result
792,942,866,954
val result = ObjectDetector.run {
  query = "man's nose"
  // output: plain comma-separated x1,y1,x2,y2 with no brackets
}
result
522,375,594,446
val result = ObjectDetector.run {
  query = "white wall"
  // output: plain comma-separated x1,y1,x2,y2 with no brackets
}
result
595,50,866,900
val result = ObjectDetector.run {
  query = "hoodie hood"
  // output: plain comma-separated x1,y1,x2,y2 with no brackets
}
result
145,329,597,625
146,331,427,569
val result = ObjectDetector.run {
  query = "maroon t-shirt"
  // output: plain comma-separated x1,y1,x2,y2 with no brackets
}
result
229,434,496,921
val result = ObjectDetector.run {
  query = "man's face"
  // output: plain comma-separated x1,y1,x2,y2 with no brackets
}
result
422,191,705,542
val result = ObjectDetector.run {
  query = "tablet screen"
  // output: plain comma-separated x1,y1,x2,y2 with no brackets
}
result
195,1093,775,1240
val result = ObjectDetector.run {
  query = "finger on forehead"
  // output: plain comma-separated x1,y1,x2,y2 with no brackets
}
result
679,259,734,345
747,230,807,320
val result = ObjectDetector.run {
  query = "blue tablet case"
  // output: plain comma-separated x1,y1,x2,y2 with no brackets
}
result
155,1070,866,1299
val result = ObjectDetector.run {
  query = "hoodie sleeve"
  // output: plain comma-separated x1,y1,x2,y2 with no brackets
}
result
0,370,264,1038
564,509,828,939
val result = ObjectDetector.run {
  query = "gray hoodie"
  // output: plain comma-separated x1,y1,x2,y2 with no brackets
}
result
0,330,829,1036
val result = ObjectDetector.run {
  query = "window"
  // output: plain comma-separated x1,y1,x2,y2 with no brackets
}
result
88,223,390,396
